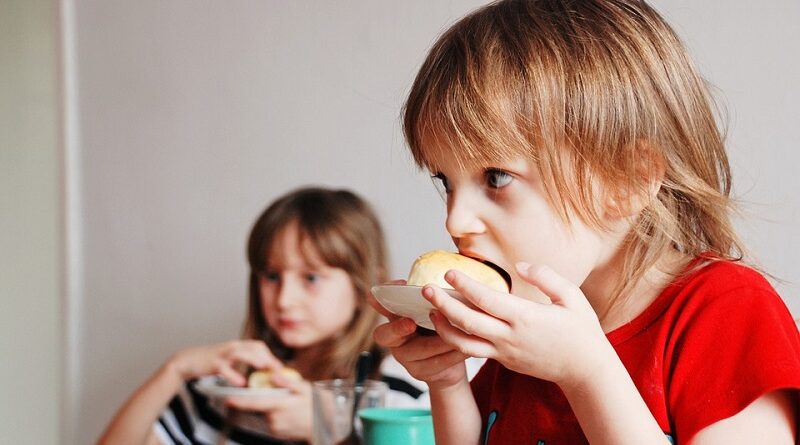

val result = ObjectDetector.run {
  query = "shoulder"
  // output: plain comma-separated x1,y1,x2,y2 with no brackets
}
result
667,259,785,316
661,258,799,351
659,260,800,443
679,258,773,293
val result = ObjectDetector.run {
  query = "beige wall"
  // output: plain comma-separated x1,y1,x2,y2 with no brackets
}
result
67,2,800,443
2,1,797,444
0,0,61,443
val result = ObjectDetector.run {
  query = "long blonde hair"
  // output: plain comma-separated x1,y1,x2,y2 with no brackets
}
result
403,0,745,302
241,187,387,380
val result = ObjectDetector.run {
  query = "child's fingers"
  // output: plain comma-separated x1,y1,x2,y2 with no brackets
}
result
445,269,523,322
430,310,496,358
422,284,510,341
372,317,417,348
391,332,458,363
217,362,247,387
417,349,469,377
228,340,283,370
402,348,468,381
515,262,591,311
225,394,285,412
269,376,308,395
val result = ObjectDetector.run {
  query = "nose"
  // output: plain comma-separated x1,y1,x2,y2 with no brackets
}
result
445,189,486,239
275,278,301,310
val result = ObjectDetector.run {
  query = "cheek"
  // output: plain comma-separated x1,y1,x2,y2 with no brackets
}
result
315,285,357,328
258,286,278,323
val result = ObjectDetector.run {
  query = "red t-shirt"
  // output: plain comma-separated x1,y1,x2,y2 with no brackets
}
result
471,258,800,444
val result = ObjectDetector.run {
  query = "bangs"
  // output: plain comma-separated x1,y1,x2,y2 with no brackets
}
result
253,218,346,274
401,0,687,227
297,224,351,272
404,17,548,174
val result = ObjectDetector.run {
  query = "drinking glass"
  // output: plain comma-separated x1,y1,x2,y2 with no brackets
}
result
311,379,388,445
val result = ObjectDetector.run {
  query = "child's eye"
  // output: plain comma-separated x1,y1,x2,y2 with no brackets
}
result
263,271,280,283
485,169,513,189
304,273,319,284
431,172,451,194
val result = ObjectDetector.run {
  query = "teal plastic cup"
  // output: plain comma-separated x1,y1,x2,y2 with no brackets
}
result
358,408,434,445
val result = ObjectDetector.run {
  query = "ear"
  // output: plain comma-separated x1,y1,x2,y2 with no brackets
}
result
603,141,665,219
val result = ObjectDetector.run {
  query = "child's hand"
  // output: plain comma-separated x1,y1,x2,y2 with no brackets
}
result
167,340,283,386
373,316,469,390
225,377,313,441
425,263,609,390
369,280,469,390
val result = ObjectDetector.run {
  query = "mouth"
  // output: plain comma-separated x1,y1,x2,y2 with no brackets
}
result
460,251,513,291
278,319,302,329
483,260,513,291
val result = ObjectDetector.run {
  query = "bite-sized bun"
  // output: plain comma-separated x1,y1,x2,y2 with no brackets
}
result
407,250,510,293
247,367,302,388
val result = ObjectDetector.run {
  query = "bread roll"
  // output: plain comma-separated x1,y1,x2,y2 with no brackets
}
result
407,250,509,292
247,367,302,388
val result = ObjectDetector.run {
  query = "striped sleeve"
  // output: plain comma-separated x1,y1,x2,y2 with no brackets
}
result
154,381,292,445
154,386,198,445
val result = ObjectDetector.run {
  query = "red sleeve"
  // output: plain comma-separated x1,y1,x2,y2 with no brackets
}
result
666,266,800,443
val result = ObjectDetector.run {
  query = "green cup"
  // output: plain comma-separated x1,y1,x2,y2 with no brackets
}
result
358,408,434,445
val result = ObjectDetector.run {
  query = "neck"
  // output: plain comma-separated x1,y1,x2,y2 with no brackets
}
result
581,246,688,333
289,345,323,377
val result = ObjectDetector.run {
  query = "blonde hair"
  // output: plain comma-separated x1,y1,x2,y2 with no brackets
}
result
403,0,745,302
242,187,387,380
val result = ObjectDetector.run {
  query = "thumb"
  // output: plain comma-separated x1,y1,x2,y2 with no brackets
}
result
515,262,589,310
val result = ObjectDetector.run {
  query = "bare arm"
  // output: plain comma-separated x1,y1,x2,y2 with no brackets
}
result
559,340,669,445
96,340,282,445
96,362,183,445
689,390,797,444
429,378,482,445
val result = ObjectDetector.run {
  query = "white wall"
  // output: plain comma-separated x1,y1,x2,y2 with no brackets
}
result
54,1,800,444
68,2,485,443
651,0,800,316
0,0,61,443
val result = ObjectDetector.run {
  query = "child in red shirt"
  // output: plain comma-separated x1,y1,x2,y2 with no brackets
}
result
373,1,800,444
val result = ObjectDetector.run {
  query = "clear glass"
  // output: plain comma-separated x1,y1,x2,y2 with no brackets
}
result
312,379,388,445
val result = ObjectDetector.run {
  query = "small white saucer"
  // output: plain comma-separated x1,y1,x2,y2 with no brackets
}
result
193,376,291,399
371,284,472,330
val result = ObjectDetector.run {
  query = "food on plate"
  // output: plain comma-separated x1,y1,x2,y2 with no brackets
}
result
406,250,510,293
247,367,302,388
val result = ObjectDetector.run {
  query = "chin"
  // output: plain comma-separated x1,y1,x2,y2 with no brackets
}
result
278,336,307,348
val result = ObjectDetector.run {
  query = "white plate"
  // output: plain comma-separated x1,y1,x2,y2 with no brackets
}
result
371,284,474,330
193,376,291,399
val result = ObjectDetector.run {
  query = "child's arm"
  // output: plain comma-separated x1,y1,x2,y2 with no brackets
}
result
689,390,797,444
425,265,670,445
96,361,184,445
372,312,482,445
96,340,281,445
556,339,672,444
429,377,483,445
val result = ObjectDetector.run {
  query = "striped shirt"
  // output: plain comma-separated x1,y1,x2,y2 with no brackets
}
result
153,356,446,445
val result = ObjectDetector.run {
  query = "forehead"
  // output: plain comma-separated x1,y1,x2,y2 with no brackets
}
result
415,130,531,175
267,222,326,269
